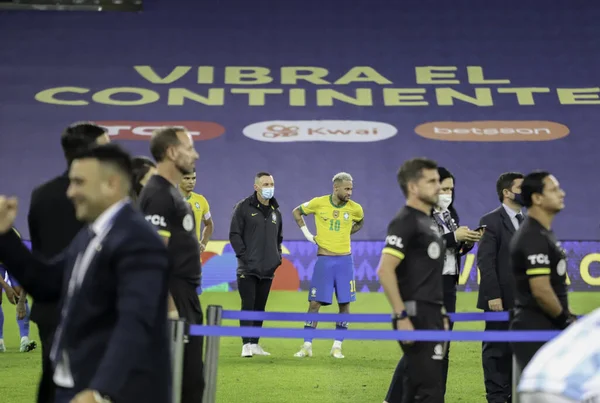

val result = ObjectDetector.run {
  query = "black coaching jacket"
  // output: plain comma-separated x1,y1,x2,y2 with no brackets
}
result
229,192,283,279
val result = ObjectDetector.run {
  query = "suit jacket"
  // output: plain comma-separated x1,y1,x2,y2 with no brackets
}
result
433,208,474,285
0,203,171,402
476,206,518,310
27,172,84,327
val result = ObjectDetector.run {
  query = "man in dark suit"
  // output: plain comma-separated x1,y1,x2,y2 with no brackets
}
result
0,144,170,403
477,172,525,403
27,122,110,403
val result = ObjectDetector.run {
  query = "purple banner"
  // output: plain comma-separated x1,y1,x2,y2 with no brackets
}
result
6,239,598,293
198,240,600,293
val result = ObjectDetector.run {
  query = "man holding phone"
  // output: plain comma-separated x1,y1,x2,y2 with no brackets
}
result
476,171,526,403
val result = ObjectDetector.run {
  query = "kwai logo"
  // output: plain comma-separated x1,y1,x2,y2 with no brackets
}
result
243,120,397,142
415,121,569,142
97,121,226,141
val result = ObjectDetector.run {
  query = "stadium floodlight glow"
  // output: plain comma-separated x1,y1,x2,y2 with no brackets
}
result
0,0,142,12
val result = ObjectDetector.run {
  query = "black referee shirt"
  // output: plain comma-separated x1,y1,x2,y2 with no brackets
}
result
382,206,445,305
510,216,569,312
138,175,201,287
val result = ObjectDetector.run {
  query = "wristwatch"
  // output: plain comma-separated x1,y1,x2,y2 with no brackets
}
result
391,311,409,322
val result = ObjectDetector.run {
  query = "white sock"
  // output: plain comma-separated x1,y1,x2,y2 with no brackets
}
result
303,341,312,347
332,340,342,349
21,336,29,343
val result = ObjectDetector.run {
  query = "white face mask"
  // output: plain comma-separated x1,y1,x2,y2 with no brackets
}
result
437,194,452,210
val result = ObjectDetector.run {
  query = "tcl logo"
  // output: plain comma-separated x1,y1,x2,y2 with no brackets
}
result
97,121,225,141
385,235,404,249
145,215,167,228
527,254,550,265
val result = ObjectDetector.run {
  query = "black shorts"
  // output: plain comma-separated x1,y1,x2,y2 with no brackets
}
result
392,302,445,403
509,308,559,371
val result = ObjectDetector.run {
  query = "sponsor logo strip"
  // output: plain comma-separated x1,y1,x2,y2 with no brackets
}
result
96,121,225,141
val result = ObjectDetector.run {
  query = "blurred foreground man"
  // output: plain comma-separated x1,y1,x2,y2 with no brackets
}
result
0,144,171,403
517,307,600,403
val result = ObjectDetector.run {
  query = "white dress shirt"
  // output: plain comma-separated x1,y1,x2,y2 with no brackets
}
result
502,203,524,231
434,209,458,276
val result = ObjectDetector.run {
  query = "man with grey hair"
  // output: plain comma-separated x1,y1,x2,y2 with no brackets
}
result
292,172,364,359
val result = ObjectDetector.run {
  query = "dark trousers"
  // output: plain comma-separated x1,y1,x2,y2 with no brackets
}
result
385,276,456,403
31,302,59,403
237,274,273,345
386,302,445,403
482,308,512,403
171,282,205,403
509,308,556,372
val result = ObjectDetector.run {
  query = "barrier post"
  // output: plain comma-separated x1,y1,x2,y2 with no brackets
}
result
203,305,224,403
169,318,186,403
511,354,521,403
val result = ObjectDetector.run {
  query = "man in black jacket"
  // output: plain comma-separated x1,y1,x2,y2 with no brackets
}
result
229,172,283,358
477,171,525,403
27,122,109,403
383,166,482,403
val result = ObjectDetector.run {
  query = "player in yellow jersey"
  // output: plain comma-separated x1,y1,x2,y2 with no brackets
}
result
180,168,214,254
291,172,364,359
0,227,36,352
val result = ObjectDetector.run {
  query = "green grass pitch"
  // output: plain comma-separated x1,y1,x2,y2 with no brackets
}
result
1,291,597,402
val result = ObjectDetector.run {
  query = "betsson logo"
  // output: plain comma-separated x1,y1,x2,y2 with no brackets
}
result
415,121,569,142
242,120,397,143
97,121,226,141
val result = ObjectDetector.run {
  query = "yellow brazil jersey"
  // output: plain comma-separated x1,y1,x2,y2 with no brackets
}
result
185,192,211,240
299,195,364,254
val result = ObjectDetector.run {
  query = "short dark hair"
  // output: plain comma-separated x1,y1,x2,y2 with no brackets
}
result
496,172,525,203
397,157,438,197
438,166,459,219
60,122,107,164
437,167,454,184
131,156,156,196
521,171,551,208
72,144,133,187
149,127,185,162
255,172,272,180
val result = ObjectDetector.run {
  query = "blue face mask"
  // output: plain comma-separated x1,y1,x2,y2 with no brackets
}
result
261,187,274,199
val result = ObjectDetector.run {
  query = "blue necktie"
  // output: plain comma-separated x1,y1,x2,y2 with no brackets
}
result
49,227,96,366
516,213,524,225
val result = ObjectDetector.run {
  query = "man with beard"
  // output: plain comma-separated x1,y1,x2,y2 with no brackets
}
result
292,172,364,359
137,127,204,403
476,172,525,403
377,157,448,403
